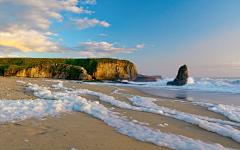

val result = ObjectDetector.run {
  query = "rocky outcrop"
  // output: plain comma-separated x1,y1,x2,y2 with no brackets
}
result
151,76,163,80
133,74,162,82
167,65,188,86
0,58,143,81
93,61,138,80
4,64,92,80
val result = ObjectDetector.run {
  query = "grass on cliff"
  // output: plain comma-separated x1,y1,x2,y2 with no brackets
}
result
64,58,131,75
64,59,99,75
0,58,131,76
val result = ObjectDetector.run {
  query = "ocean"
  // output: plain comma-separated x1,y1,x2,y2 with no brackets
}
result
92,77,240,106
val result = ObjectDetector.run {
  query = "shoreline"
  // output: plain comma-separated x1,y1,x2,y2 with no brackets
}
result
0,77,239,149
105,82,240,106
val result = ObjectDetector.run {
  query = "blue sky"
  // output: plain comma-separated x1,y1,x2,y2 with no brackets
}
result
0,0,240,77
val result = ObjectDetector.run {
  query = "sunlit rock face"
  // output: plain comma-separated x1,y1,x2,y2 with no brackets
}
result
1,58,138,81
167,65,188,86
93,61,138,81
4,64,92,81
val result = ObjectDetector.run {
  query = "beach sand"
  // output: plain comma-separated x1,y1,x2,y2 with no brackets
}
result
0,77,239,150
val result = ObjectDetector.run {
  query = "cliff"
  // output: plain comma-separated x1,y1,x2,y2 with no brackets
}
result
0,58,138,81
93,60,138,80
3,64,92,80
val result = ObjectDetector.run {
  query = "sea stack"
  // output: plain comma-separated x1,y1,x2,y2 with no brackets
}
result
167,64,188,86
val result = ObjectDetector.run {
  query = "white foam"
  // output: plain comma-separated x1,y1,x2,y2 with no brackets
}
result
16,80,26,84
208,104,240,122
3,80,227,149
185,101,240,123
187,77,195,84
49,81,240,144
114,88,240,124
84,77,240,94
111,89,240,143
157,124,165,127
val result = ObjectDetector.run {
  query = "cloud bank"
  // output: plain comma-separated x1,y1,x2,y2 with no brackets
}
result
72,17,110,30
0,0,132,57
136,44,146,49
73,41,137,57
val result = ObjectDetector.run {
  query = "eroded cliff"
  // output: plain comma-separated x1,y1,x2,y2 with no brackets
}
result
93,60,138,80
0,58,138,81
3,64,92,80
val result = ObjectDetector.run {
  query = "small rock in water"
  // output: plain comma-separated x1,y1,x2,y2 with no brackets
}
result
167,64,188,86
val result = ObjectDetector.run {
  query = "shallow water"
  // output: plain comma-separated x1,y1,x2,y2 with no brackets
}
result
87,77,240,106
137,86,240,106
135,77,240,106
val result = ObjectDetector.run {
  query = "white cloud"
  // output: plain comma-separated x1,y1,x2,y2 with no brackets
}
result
45,32,58,36
100,21,110,27
0,0,109,55
0,1,133,58
0,45,23,54
72,17,111,30
136,44,146,49
0,29,66,53
99,34,107,36
81,0,97,5
74,41,138,57
15,0,84,13
2,0,90,31
46,11,62,19
84,9,95,15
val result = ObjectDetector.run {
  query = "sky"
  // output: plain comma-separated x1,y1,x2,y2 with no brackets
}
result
0,0,240,77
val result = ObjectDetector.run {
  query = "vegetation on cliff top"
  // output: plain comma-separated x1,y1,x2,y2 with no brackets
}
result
0,58,132,76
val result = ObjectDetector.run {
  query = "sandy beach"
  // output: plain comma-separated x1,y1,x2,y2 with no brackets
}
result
0,77,240,150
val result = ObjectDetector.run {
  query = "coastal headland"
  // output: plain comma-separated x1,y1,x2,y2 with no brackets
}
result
0,58,138,81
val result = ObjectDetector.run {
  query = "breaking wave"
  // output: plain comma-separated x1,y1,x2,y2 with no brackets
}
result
104,77,240,94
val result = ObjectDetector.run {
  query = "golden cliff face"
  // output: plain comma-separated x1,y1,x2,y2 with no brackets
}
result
13,66,52,78
2,59,138,81
4,64,92,80
92,61,138,80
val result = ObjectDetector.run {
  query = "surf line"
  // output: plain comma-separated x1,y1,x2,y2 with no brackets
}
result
14,80,230,150
49,81,240,144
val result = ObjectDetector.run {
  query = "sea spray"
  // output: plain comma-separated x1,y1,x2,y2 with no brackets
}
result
187,77,195,84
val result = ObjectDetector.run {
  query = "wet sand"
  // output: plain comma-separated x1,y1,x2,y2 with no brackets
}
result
0,77,239,149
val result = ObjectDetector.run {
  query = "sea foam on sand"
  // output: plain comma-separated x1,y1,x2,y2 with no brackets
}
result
0,80,236,149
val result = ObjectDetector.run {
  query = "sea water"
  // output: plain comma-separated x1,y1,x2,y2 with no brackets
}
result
135,77,240,106
89,77,240,106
